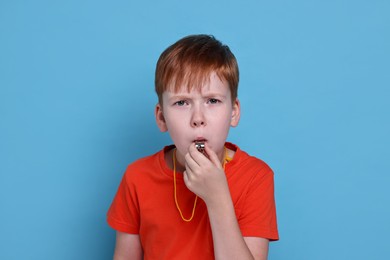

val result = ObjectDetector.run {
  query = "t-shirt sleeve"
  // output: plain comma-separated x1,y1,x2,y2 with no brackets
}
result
238,166,279,241
107,169,140,234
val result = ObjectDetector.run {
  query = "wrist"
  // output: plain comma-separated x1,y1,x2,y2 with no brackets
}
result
204,188,233,214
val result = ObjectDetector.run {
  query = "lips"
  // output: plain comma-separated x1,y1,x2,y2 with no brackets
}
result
193,137,207,143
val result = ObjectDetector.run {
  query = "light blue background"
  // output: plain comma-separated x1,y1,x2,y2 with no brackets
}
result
1,0,389,259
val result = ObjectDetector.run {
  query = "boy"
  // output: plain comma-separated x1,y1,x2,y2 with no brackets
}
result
107,34,279,259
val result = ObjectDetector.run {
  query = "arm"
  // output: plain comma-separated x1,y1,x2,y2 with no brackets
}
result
113,231,143,260
244,237,269,260
205,185,269,260
184,144,269,260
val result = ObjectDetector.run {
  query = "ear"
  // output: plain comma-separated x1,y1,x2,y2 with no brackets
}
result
155,103,168,132
230,98,241,127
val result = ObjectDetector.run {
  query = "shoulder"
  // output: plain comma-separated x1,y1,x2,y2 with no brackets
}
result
122,148,164,182
126,152,159,171
228,142,274,178
121,145,175,183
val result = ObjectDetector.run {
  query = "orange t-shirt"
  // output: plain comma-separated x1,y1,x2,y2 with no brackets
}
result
107,142,278,259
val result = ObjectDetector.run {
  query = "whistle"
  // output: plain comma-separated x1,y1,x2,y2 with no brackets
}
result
195,142,208,158
195,142,205,152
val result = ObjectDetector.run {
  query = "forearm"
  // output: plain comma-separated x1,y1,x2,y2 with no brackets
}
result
113,232,143,260
206,193,254,260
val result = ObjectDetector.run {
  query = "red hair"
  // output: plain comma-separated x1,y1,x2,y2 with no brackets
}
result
155,35,239,104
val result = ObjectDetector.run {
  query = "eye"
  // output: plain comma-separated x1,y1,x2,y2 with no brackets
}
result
174,100,187,106
208,98,220,104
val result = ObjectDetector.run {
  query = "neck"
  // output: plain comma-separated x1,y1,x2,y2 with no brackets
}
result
173,151,186,172
166,147,230,173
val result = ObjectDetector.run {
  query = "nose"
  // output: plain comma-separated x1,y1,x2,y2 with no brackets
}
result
191,106,206,127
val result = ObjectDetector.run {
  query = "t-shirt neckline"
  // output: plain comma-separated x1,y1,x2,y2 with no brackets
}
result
158,142,241,180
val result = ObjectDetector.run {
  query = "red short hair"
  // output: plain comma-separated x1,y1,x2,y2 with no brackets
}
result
155,34,239,104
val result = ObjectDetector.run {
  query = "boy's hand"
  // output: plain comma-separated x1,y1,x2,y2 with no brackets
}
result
183,143,230,206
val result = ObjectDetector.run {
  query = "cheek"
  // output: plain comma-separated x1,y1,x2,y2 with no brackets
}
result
164,113,181,128
210,109,231,126
209,114,231,137
165,118,185,140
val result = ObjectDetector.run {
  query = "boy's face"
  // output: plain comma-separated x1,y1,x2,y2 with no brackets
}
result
155,72,240,161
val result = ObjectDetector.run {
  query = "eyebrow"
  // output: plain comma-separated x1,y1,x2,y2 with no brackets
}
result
167,94,191,101
203,92,227,98
168,92,227,101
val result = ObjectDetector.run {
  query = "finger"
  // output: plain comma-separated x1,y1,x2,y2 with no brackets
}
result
188,143,209,165
183,170,190,187
184,152,199,172
204,143,223,169
189,143,203,157
184,160,195,175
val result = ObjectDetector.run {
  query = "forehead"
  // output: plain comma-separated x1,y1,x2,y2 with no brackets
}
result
166,72,229,95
